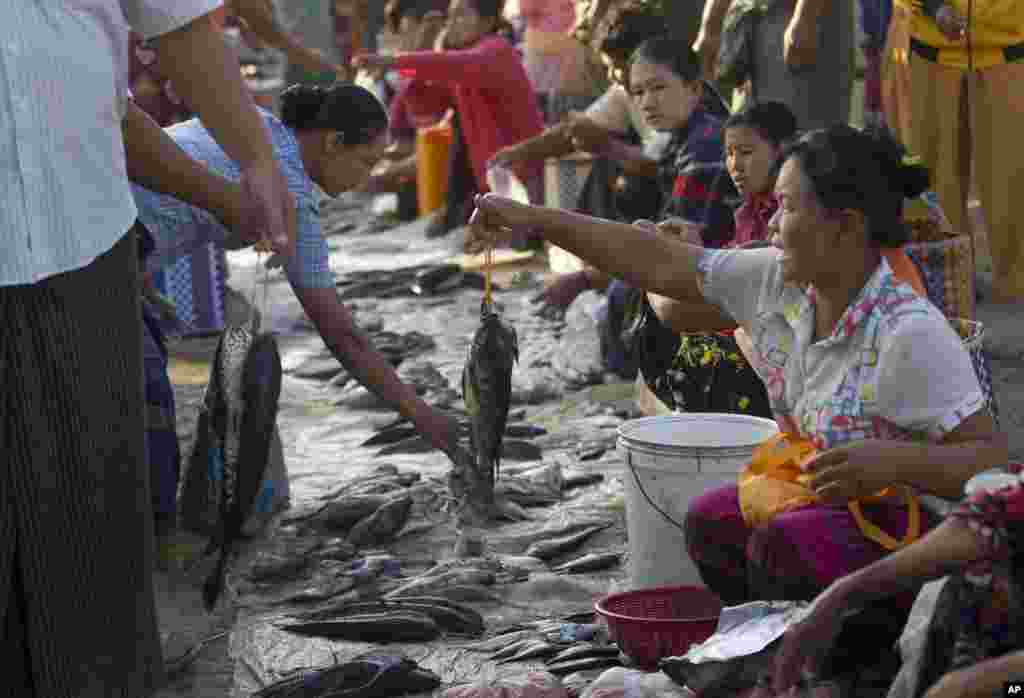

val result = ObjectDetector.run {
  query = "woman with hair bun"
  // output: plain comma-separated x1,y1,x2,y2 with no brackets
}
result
133,83,470,522
469,124,1006,618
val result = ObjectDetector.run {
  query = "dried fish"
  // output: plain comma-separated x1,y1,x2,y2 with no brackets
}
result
552,551,623,575
317,496,390,532
347,497,413,547
545,656,623,676
524,524,610,561
496,641,560,664
546,644,621,665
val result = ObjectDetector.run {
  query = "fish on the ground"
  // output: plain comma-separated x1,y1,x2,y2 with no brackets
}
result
298,598,484,636
361,424,419,447
317,465,401,500
545,656,623,676
495,498,533,521
576,444,607,461
498,439,544,462
375,435,434,457
200,325,282,612
503,423,547,439
469,629,538,653
562,472,605,491
546,644,622,665
435,584,503,604
410,264,465,296
454,299,519,521
384,569,496,598
496,641,560,665
316,495,391,532
252,656,441,698
494,478,561,507
311,538,358,562
279,612,441,643
246,552,314,584
524,524,610,561
490,638,538,662
276,576,357,605
552,551,623,575
348,497,413,547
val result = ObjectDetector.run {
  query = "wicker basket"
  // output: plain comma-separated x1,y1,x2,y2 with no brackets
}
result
904,235,976,322
953,318,999,425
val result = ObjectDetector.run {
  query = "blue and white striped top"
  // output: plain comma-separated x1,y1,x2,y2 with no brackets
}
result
132,109,335,290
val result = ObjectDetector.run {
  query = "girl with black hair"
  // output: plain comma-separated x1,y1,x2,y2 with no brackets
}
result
723,101,798,245
634,101,798,419
470,123,1005,616
353,0,546,233
629,36,735,247
133,84,470,522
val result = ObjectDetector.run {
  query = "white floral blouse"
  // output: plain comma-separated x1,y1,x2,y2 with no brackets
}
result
698,249,985,449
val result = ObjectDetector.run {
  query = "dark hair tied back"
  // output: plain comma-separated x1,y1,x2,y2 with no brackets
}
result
279,83,389,145
630,36,702,84
778,124,932,247
723,101,799,148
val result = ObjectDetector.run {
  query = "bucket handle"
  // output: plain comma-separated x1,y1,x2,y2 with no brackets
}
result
626,451,688,535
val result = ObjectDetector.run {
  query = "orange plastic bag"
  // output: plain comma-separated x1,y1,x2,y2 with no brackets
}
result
738,434,922,552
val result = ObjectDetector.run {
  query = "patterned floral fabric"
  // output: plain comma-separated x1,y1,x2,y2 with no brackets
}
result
685,250,987,614
700,250,985,448
913,480,1024,696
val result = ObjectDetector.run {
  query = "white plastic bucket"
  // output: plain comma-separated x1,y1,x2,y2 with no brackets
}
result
617,414,779,590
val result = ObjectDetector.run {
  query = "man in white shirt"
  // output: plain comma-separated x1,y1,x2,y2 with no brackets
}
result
0,3,295,695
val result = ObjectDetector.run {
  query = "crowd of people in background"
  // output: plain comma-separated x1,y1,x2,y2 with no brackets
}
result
2,0,1023,696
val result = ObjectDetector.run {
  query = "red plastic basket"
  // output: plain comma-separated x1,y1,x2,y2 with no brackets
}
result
595,585,722,670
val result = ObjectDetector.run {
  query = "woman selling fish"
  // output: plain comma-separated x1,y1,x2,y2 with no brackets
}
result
132,83,469,510
468,124,1006,631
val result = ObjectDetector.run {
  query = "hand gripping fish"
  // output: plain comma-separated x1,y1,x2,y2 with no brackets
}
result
456,298,518,521
201,320,282,611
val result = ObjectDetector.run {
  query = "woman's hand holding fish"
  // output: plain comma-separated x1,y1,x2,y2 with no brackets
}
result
467,194,536,253
239,158,297,257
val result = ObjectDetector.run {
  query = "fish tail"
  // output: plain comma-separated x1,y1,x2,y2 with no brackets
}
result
202,546,230,612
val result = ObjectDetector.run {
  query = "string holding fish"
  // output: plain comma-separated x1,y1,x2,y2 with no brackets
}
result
195,230,284,612
249,236,276,333
483,235,494,313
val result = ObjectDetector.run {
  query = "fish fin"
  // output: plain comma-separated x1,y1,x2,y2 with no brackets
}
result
202,547,230,612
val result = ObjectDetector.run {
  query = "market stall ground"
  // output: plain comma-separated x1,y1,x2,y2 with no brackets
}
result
152,197,1024,698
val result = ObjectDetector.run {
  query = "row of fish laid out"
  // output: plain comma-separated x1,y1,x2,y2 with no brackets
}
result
258,528,624,608
335,263,491,301
277,595,486,642
466,618,625,676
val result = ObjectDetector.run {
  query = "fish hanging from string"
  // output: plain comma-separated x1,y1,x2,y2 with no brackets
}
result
453,241,518,522
186,244,283,611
